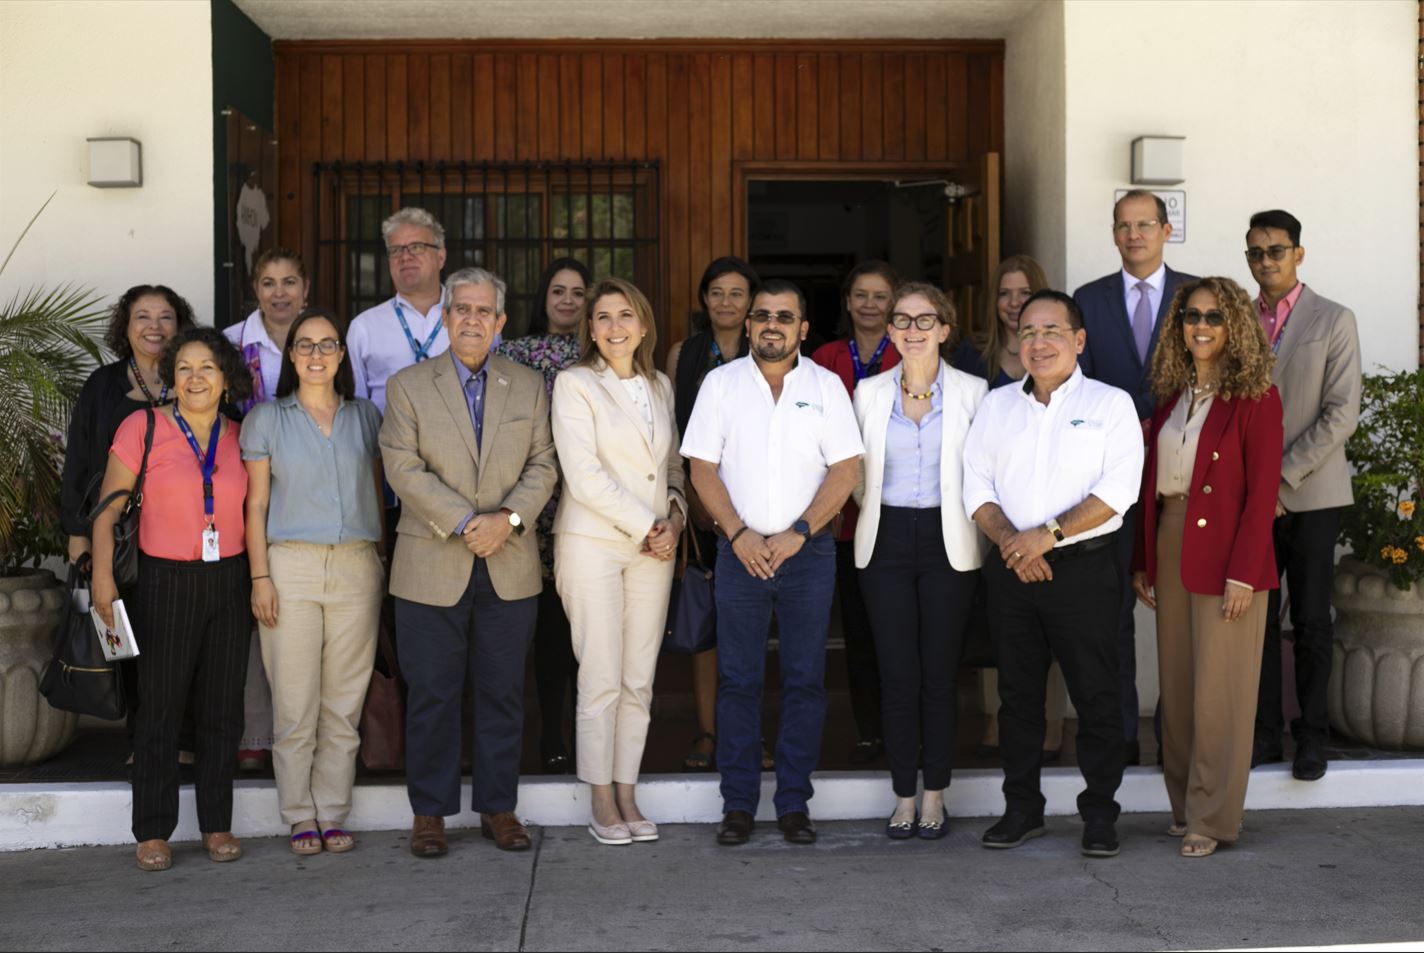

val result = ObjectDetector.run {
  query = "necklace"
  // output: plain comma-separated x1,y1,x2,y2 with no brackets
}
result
128,356,168,405
900,378,935,401
1190,371,1218,397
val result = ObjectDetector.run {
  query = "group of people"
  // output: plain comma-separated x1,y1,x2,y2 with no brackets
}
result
58,191,1359,871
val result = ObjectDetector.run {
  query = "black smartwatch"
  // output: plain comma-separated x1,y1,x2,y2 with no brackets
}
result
793,519,812,543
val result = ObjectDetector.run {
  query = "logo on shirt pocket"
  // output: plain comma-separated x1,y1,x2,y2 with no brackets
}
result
794,401,824,413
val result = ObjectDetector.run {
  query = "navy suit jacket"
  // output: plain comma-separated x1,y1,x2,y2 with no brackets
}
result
1073,265,1197,420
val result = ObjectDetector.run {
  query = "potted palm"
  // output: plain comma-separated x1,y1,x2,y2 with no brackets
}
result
1329,367,1424,749
0,197,107,766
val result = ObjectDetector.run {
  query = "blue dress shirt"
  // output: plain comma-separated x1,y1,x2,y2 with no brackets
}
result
881,382,944,509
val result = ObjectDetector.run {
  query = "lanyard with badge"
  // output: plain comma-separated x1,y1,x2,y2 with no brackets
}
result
848,336,890,381
393,301,442,363
173,406,221,562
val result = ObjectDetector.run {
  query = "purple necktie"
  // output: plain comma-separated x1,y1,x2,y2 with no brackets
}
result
1132,280,1154,364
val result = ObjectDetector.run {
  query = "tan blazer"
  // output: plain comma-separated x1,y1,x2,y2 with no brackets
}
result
379,352,557,606
851,360,988,571
551,363,685,544
1272,286,1361,512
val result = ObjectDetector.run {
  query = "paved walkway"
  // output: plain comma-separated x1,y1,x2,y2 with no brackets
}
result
3,808,1421,951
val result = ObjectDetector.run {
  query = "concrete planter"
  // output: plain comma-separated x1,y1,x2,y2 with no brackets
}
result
1328,557,1424,749
0,569,78,766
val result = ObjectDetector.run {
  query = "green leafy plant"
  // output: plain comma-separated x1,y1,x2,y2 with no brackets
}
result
0,194,107,572
1339,367,1424,590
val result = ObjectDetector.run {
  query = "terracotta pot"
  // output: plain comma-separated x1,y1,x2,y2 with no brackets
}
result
0,569,79,766
1328,557,1424,749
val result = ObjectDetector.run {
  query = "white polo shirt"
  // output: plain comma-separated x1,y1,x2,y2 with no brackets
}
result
961,366,1143,545
681,356,864,537
347,293,448,413
223,310,282,402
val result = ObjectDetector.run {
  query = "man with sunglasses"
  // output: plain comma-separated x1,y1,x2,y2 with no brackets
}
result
681,280,864,846
1073,190,1198,766
1244,209,1361,781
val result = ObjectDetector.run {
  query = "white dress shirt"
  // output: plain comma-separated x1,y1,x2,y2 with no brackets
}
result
347,294,448,413
962,366,1144,545
1121,262,1166,329
222,309,282,401
681,356,864,537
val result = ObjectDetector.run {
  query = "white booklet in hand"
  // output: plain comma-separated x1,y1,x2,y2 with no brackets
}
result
91,599,140,661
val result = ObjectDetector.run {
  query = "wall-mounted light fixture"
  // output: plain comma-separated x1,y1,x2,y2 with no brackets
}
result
1130,136,1184,186
87,137,143,188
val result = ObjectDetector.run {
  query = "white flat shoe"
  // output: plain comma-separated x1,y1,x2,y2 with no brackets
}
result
626,819,659,842
588,819,632,846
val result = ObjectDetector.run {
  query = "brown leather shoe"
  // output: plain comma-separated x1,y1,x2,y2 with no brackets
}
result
480,812,531,851
410,815,448,858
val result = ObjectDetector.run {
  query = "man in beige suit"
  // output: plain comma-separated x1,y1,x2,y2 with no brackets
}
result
1244,209,1361,781
379,266,557,856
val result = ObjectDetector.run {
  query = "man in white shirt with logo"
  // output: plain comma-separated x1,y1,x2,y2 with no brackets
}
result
963,289,1144,859
681,279,863,848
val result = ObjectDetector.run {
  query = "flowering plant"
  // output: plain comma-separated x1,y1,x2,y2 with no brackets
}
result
1339,368,1424,590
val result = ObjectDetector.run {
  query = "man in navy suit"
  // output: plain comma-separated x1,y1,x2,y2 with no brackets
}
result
1072,189,1196,765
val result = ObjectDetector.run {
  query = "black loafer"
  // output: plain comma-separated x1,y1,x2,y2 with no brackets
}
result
1292,737,1328,781
848,738,884,765
917,808,949,841
886,814,918,840
1251,737,1284,768
981,811,1046,849
777,811,817,844
717,810,754,846
1081,820,1120,858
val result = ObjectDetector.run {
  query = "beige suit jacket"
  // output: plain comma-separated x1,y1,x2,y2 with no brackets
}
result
1271,286,1361,512
551,363,685,544
380,352,557,606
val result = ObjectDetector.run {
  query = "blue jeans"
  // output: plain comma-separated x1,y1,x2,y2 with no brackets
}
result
715,533,837,817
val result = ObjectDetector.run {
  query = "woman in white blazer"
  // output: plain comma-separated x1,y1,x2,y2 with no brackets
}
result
551,277,686,847
852,282,987,840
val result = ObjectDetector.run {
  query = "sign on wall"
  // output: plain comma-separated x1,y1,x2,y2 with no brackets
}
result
1115,188,1185,244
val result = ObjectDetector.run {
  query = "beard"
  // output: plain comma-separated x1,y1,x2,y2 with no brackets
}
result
753,333,797,363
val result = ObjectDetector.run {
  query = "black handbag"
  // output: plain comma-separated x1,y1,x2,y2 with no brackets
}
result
662,528,716,655
39,562,126,721
87,407,155,592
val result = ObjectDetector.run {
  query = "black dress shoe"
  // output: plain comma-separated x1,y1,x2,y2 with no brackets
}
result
541,751,572,775
1251,737,1284,768
717,810,754,845
777,811,817,844
981,811,1046,849
1081,819,1120,858
1123,740,1141,767
886,813,918,840
1292,737,1328,781
848,738,884,765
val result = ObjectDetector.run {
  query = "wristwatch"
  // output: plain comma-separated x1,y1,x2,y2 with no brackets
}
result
503,509,524,535
1045,517,1065,543
793,519,813,543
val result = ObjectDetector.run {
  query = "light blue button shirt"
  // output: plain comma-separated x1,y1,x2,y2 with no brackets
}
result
881,383,943,509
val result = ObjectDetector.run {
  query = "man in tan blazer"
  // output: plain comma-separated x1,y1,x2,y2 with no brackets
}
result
379,266,557,856
1245,209,1361,781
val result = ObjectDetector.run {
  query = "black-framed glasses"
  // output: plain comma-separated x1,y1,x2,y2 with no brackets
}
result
748,309,801,326
889,312,941,331
1180,309,1225,327
1245,245,1294,263
292,338,342,356
385,241,441,259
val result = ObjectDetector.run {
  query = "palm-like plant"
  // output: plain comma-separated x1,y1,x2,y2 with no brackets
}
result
0,195,107,572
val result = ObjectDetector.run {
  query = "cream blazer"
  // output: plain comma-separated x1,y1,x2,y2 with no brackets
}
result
852,360,988,571
551,363,686,544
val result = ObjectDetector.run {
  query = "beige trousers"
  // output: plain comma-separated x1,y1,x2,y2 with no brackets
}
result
1155,497,1268,842
555,532,675,786
259,540,384,826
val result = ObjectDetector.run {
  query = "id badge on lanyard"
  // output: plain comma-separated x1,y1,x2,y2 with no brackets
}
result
173,406,221,563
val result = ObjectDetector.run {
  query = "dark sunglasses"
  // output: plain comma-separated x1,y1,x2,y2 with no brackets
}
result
1245,245,1294,264
1180,309,1225,327
748,309,801,326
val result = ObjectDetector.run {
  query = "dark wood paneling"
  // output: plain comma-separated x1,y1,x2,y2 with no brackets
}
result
430,54,451,160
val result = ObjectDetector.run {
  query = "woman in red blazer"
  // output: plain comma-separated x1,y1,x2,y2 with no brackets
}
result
1132,276,1283,859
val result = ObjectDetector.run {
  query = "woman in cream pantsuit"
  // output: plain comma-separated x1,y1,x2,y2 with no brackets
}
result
552,277,686,846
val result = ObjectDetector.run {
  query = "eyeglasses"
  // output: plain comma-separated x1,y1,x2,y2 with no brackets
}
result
1244,245,1294,263
386,241,441,259
1180,309,1225,327
1112,219,1161,235
748,309,801,326
1018,326,1072,344
889,312,941,331
292,338,342,356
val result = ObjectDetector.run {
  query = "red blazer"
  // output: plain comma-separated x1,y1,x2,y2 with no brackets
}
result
1133,386,1284,594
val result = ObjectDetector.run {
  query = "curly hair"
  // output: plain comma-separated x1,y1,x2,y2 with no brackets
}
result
889,281,958,346
158,325,254,404
102,285,197,359
1149,276,1275,403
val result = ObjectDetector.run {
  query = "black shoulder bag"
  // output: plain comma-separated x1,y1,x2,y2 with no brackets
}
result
87,408,156,592
39,560,126,720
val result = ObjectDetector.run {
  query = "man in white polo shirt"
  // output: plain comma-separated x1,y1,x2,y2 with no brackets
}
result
962,289,1144,859
681,279,863,847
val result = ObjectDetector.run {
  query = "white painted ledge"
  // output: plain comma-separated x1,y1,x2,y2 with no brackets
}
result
3,761,1422,851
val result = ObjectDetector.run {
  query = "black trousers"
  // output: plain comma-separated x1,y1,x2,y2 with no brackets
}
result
1112,505,1141,742
129,554,252,842
984,540,1124,823
835,539,882,744
1256,507,1343,744
859,507,975,796
396,559,536,816
533,587,577,753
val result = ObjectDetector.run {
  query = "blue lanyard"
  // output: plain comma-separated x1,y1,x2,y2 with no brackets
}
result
848,336,890,381
172,406,219,523
394,301,442,362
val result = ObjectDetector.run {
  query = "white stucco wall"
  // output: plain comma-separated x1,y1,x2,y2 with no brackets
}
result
1003,0,1067,286
0,1,215,323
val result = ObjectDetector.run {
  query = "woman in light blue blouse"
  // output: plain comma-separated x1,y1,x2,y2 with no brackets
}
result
242,308,385,856
851,282,987,840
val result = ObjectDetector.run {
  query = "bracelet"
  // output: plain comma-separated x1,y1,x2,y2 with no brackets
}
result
729,525,751,546
251,575,270,581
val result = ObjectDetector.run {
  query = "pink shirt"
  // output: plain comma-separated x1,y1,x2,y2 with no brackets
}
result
1257,282,1304,350
111,410,248,561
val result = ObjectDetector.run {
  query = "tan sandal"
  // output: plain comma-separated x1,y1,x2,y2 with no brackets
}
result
290,824,322,856
319,826,355,854
1181,833,1218,857
135,839,172,871
1166,822,1187,837
203,831,243,862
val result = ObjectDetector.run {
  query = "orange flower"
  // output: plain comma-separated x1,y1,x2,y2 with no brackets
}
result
1416,535,1424,551
1401,500,1417,518
1392,547,1409,565
1382,545,1395,560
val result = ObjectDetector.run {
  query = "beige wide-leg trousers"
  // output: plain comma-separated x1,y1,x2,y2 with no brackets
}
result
259,540,383,827
1154,497,1268,842
555,532,675,786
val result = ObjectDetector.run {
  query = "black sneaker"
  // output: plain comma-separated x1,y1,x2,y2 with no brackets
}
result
1292,737,1328,781
981,811,1046,849
1081,819,1120,858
